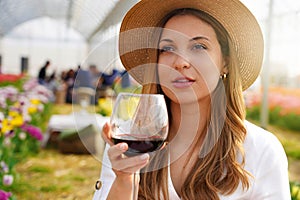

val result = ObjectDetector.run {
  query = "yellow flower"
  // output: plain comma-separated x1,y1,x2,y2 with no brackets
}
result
291,184,300,198
8,111,19,118
8,111,24,127
98,98,113,116
10,115,24,127
1,119,13,134
98,98,106,105
28,106,37,114
30,99,40,105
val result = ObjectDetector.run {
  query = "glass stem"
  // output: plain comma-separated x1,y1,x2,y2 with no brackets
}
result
132,170,139,200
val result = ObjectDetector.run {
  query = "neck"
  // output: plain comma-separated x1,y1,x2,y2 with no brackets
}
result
168,96,211,147
167,96,211,166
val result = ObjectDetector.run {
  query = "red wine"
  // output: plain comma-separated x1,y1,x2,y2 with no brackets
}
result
112,135,165,157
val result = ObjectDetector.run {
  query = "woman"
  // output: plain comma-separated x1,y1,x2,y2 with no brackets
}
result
93,0,290,199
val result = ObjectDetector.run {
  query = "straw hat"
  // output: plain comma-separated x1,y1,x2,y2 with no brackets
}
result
119,0,264,91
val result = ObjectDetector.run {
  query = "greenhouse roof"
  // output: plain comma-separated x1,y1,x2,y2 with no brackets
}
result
0,0,138,41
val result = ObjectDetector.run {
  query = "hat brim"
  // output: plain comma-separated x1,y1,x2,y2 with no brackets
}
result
119,0,264,91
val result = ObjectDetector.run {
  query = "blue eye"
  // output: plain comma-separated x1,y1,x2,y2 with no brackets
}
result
159,46,174,53
192,44,206,50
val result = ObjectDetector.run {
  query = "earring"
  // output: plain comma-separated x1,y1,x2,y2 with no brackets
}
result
220,73,227,80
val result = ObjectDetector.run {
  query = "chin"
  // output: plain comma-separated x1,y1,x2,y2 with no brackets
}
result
161,86,210,105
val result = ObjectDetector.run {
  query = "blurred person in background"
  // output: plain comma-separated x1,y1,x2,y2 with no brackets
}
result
64,69,75,104
88,64,102,89
38,60,51,85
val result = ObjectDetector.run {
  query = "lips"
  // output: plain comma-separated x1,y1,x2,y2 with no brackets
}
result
172,76,195,88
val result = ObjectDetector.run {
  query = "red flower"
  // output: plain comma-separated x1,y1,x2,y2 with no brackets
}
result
0,74,23,83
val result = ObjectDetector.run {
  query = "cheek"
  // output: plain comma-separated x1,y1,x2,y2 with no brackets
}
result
158,65,176,99
191,56,221,93
158,64,171,86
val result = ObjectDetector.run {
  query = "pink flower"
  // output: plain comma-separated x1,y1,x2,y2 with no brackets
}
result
23,78,39,91
21,124,43,141
3,174,13,186
0,96,7,108
0,161,9,173
1,86,18,102
0,190,12,200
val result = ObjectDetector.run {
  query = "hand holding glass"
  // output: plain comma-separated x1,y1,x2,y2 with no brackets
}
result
110,93,169,199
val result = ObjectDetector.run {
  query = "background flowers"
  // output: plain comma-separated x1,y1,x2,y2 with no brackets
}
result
244,87,300,131
0,76,53,199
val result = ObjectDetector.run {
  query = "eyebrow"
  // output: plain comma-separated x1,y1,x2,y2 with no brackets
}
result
159,38,173,43
159,36,210,44
190,36,210,42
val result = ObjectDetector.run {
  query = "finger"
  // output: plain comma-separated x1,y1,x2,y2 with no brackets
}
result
102,122,113,146
119,157,150,174
107,143,128,160
112,153,150,172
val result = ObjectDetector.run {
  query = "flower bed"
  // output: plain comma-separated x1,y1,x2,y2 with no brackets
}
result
245,87,300,132
0,75,53,199
0,74,23,83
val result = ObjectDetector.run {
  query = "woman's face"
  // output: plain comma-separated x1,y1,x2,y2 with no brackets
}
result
158,14,227,104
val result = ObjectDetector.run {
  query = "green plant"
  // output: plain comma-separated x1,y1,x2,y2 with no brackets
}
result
246,105,300,132
278,113,300,132
291,181,300,200
246,105,260,121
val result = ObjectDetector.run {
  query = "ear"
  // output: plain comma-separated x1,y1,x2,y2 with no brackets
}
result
222,66,228,75
221,56,229,74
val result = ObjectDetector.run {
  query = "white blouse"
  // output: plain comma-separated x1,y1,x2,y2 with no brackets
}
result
93,121,290,200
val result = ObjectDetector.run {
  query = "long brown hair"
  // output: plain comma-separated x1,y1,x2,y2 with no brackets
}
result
138,8,250,200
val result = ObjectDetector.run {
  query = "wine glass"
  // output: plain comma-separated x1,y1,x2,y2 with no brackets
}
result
110,92,169,199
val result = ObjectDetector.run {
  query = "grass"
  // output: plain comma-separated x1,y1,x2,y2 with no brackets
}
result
14,149,101,199
28,165,54,173
266,123,300,159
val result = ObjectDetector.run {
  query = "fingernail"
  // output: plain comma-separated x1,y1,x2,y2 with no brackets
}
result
140,154,149,161
119,143,127,150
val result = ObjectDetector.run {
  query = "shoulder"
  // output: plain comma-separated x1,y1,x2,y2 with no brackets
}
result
244,121,283,151
243,121,288,172
241,123,290,199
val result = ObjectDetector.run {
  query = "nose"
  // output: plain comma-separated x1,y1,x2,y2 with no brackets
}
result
173,54,191,70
